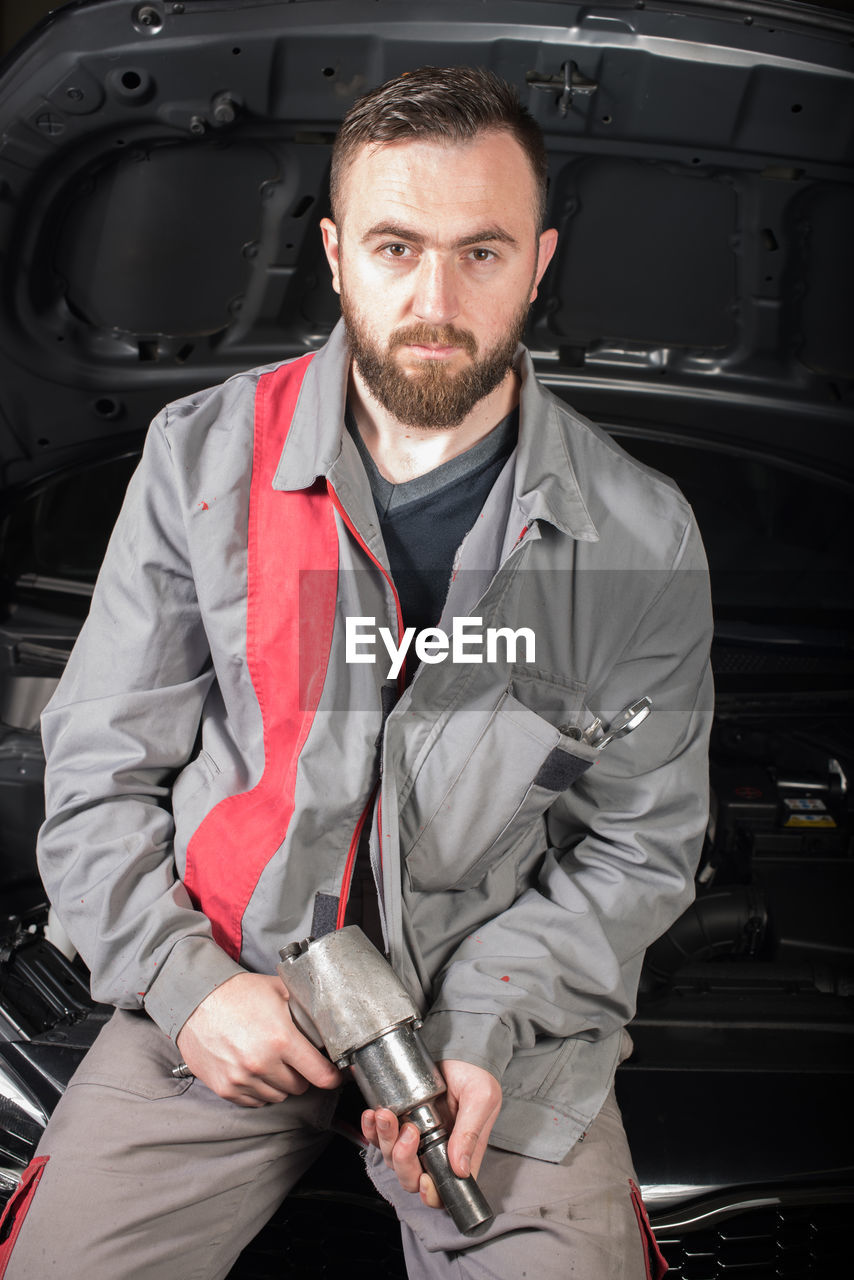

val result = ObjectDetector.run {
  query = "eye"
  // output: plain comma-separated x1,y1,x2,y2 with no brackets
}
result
381,243,412,258
469,247,497,263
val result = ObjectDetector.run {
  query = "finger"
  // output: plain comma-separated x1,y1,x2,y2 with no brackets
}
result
280,1037,343,1090
226,1080,291,1106
374,1109,401,1166
253,1084,290,1104
273,1066,310,1096
419,1172,441,1210
448,1097,501,1180
361,1109,379,1147
389,1122,423,1193
248,1054,330,1098
471,1098,502,1178
236,1060,309,1099
231,1090,274,1108
277,994,344,1090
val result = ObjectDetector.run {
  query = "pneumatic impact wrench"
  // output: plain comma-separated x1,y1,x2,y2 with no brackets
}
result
277,925,495,1236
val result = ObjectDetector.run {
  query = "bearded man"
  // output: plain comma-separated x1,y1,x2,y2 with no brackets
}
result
1,67,712,1280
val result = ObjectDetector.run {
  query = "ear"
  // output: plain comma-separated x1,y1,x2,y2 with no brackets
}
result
529,227,559,302
320,217,341,295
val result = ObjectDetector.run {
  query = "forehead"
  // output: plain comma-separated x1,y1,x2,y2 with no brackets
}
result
338,131,539,236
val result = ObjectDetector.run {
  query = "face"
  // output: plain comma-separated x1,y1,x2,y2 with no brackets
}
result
321,131,558,429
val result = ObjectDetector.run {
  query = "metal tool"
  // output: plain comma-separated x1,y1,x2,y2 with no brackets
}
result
581,696,652,750
278,926,494,1237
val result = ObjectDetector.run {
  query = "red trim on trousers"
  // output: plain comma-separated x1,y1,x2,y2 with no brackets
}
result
0,1156,49,1277
184,354,342,957
629,1179,669,1280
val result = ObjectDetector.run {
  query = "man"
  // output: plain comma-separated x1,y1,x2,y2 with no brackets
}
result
1,67,712,1278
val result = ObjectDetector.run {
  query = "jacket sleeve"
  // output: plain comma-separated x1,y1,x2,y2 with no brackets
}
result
419,513,714,1080
37,408,245,1040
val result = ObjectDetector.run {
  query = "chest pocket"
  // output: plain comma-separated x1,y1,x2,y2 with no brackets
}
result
400,688,598,892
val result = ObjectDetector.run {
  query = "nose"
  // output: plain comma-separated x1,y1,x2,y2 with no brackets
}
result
412,254,459,325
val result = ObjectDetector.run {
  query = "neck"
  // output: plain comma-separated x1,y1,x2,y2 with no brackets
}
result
348,365,519,484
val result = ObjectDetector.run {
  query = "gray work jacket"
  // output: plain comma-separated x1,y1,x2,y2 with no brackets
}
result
38,321,714,1161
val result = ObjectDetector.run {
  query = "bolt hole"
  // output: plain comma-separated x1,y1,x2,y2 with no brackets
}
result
601,114,612,124
232,47,242,55
791,103,803,113
94,397,120,419
115,138,126,146
765,275,773,282
37,438,50,449
322,66,336,78
133,4,163,33
121,70,142,90
691,157,701,164
285,242,294,250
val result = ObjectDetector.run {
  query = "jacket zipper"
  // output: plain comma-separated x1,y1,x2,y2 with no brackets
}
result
334,783,378,930
327,482,405,927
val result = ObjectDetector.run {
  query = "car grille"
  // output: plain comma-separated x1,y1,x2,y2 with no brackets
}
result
655,1203,847,1279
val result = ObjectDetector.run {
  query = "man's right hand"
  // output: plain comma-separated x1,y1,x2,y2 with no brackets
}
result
176,972,343,1106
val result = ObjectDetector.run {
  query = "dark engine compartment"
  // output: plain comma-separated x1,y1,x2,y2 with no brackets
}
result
2,687,852,1278
1,433,852,1277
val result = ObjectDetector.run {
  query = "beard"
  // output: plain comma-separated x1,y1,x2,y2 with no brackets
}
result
340,290,529,430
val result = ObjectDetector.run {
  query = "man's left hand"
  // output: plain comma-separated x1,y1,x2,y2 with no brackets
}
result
361,1058,502,1208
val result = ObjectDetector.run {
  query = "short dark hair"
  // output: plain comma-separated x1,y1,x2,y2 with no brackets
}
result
330,66,548,230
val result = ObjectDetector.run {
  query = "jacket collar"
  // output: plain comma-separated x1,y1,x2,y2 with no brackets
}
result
273,319,599,544
514,348,598,543
272,321,351,492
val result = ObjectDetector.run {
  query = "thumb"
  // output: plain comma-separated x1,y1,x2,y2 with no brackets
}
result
442,1062,502,1180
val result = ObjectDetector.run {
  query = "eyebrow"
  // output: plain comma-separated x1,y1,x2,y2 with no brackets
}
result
361,222,519,249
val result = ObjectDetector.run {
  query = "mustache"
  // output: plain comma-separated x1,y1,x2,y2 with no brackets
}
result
387,324,478,357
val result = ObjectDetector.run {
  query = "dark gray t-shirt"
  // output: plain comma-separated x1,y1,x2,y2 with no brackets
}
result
339,406,519,939
345,407,518,637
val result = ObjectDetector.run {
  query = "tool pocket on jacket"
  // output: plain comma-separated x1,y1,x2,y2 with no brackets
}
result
402,689,598,891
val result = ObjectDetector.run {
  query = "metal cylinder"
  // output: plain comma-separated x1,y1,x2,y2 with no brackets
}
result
406,1103,494,1237
348,1023,444,1113
278,926,420,1063
277,927,495,1237
418,1133,495,1237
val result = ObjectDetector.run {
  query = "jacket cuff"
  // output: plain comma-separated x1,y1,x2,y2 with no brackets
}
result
419,1010,514,1081
143,934,245,1042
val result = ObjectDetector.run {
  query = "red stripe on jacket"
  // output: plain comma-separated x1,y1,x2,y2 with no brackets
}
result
184,354,339,957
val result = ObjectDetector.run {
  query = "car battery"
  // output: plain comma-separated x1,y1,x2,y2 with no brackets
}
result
710,759,852,966
711,762,845,855
711,765,847,860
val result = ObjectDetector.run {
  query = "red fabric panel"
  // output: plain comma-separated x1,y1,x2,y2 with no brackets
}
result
629,1178,669,1280
184,354,340,957
0,1156,49,1277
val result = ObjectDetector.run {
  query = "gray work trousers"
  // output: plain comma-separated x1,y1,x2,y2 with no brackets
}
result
0,1009,661,1279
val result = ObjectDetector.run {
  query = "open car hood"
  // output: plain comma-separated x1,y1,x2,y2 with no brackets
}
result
0,0,851,491
1,6,853,1250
